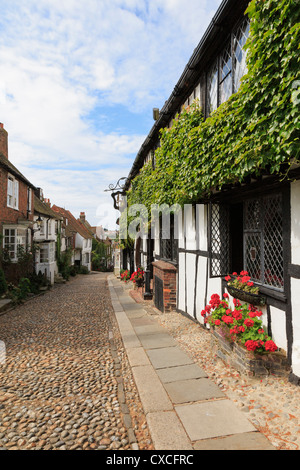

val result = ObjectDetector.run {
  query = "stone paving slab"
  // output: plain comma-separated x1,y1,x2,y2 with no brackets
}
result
193,431,275,450
156,364,208,383
139,333,177,350
131,317,161,328
164,378,225,404
124,309,147,319
127,347,152,367
131,365,173,414
147,346,194,369
146,411,193,450
120,331,142,349
175,400,256,441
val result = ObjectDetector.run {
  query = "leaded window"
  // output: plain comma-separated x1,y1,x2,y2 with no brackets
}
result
219,43,232,105
209,203,230,277
233,17,250,92
206,62,218,115
209,192,285,291
244,194,284,289
206,16,250,117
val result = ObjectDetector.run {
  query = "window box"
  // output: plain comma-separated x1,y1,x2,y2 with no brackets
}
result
226,285,266,306
211,326,289,378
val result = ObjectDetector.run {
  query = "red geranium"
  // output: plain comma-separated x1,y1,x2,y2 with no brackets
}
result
244,318,254,328
265,340,278,352
245,340,259,351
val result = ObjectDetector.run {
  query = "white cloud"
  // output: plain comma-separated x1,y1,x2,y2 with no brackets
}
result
0,0,222,228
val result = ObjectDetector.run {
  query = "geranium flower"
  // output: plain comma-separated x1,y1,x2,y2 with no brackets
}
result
265,340,277,352
245,340,259,351
244,318,254,328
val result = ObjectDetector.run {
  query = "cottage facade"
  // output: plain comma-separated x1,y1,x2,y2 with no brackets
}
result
0,124,35,267
33,191,62,285
119,0,300,383
52,205,92,271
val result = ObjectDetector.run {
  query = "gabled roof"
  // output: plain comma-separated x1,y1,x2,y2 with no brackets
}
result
79,218,95,238
0,153,36,189
34,196,63,220
52,205,92,240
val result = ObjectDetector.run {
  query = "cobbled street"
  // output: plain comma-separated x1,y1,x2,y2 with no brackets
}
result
0,273,152,450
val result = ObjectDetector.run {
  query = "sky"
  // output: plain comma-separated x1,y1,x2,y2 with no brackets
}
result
0,0,221,229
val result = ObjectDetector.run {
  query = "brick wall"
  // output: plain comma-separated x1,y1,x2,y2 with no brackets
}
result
0,166,34,226
152,260,177,312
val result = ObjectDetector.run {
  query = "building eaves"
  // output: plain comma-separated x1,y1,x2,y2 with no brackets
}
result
34,196,63,219
0,153,36,189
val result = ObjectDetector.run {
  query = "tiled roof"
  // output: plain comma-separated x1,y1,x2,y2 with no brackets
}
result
34,196,63,219
52,205,92,240
0,153,36,189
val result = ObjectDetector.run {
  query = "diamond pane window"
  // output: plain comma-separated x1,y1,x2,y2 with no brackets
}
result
263,195,284,289
233,17,250,92
206,62,218,115
244,194,284,289
209,203,230,277
219,44,232,105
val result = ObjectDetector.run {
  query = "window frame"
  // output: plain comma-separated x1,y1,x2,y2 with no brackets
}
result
159,213,178,264
208,186,289,297
7,174,19,210
205,16,250,118
3,226,28,261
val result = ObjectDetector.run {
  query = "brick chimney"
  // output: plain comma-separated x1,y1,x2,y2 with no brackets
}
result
0,123,8,159
80,212,86,222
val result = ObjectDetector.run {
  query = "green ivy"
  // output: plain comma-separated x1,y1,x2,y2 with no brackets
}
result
127,0,300,212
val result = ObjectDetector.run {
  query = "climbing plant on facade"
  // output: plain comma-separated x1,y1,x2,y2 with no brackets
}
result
127,0,300,212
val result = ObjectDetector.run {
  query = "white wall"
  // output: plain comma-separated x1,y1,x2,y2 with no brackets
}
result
290,181,300,377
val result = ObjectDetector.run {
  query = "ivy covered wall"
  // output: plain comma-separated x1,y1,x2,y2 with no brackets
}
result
127,0,300,212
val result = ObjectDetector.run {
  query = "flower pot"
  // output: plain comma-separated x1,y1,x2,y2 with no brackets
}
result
227,285,266,306
135,278,144,288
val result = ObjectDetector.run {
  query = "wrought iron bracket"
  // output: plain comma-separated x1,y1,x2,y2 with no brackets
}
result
105,177,126,211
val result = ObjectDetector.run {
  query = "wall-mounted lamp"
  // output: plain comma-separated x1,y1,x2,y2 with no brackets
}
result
33,214,43,233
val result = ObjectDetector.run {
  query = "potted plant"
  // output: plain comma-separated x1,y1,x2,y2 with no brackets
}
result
202,293,277,354
130,267,145,287
224,271,266,306
120,269,130,283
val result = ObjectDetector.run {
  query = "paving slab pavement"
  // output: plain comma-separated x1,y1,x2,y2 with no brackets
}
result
108,275,275,451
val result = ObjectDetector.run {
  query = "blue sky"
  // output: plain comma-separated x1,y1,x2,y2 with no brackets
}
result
0,0,221,228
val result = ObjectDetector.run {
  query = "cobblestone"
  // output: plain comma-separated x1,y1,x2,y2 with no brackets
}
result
0,273,152,450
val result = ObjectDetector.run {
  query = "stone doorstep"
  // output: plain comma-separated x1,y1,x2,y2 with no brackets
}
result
0,299,12,312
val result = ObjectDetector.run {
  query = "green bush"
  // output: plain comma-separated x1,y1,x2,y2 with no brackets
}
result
0,268,7,296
